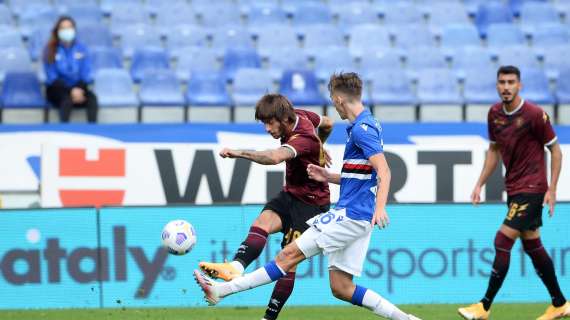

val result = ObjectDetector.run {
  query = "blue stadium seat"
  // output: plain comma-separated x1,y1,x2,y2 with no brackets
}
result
255,26,300,58
302,24,345,57
0,47,33,83
282,0,323,16
140,69,185,123
247,4,287,27
440,24,482,56
336,3,379,28
427,2,470,35
520,68,555,105
90,47,123,74
348,24,391,58
394,25,436,50
359,50,402,81
556,72,570,99
166,26,210,56
486,24,526,51
542,46,569,80
139,69,184,106
186,71,232,123
417,68,463,121
0,29,24,50
222,48,262,82
237,0,280,15
510,0,549,17
451,46,495,80
0,5,14,26
1,71,46,123
369,68,416,110
464,0,502,17
464,67,499,121
54,0,98,8
18,5,57,38
110,4,151,36
369,69,416,122
531,24,569,49
405,47,447,79
198,4,242,27
9,0,52,18
94,68,139,123
383,3,424,26
520,2,560,32
211,27,254,57
233,68,274,122
64,4,103,25
130,47,170,83
291,3,333,26
475,2,514,37
154,5,199,33
100,0,143,16
496,46,540,71
94,69,138,107
279,70,325,107
77,24,113,48
175,47,220,82
267,48,308,81
313,47,357,82
463,67,499,105
418,68,463,104
146,0,190,17
186,72,231,106
27,28,51,61
232,68,273,106
118,24,162,59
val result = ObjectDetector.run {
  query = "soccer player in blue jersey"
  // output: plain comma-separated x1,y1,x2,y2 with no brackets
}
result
194,72,421,320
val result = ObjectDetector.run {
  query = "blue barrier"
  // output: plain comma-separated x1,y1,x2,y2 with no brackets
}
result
0,204,568,309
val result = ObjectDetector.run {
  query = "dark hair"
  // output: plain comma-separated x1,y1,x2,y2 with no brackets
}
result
497,65,520,80
328,72,363,100
45,16,76,64
255,93,296,124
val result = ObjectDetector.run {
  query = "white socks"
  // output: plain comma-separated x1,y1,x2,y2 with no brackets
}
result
362,289,408,320
230,260,245,274
218,261,285,298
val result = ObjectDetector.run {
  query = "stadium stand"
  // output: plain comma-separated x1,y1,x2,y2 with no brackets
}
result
0,72,46,123
0,0,569,124
232,68,274,122
139,69,186,123
94,68,139,123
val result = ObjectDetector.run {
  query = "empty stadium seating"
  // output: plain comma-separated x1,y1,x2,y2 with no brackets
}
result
0,0,568,124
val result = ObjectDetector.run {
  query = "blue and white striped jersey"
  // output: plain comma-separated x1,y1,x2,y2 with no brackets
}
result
335,110,384,221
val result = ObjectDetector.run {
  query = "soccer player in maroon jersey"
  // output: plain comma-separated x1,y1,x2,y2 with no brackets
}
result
458,66,568,320
199,93,332,320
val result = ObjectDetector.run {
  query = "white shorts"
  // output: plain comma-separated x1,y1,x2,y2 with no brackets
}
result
295,208,372,277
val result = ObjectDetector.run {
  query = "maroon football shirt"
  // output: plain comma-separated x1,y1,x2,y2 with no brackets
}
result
281,109,330,206
487,100,557,196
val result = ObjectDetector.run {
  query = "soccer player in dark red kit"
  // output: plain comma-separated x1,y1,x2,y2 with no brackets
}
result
458,66,568,320
199,93,332,320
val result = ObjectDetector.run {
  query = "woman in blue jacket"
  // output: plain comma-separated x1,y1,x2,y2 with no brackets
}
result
44,16,98,123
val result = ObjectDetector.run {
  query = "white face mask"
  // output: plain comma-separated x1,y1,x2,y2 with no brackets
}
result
58,28,76,43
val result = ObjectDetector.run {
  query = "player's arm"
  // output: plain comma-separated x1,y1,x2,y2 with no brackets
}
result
317,116,333,143
471,142,501,205
545,141,562,216
219,147,294,165
369,152,391,229
307,164,340,184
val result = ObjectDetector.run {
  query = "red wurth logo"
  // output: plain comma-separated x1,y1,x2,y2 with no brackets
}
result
58,148,126,207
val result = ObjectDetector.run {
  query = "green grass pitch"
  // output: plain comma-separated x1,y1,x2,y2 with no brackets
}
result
0,304,549,320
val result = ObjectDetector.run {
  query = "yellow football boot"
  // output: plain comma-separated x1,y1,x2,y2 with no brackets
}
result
199,261,242,281
458,302,490,320
537,302,570,320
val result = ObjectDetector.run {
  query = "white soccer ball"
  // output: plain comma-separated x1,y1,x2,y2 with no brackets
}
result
161,220,196,255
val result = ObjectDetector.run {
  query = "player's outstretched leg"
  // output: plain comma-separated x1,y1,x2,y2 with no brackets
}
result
199,225,269,281
262,272,295,320
458,231,514,319
349,285,422,320
522,237,569,320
